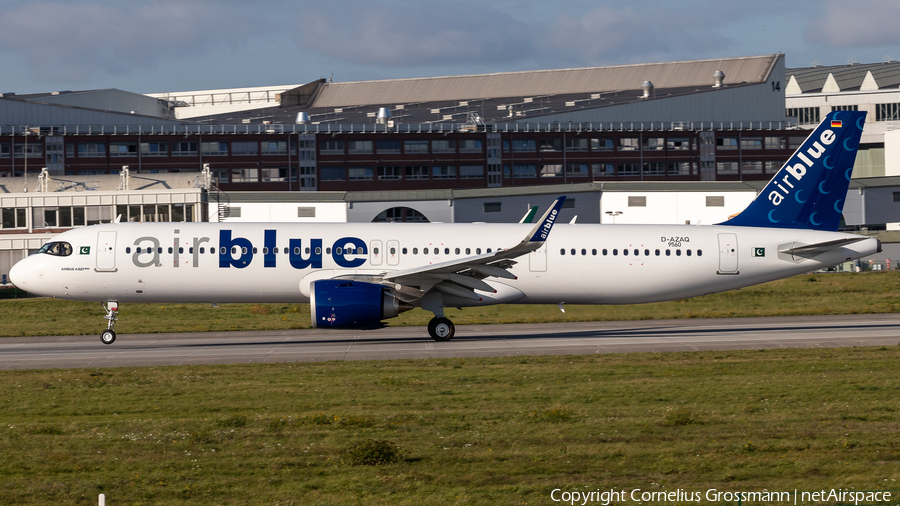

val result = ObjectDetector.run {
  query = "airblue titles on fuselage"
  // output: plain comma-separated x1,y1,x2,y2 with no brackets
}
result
131,230,368,270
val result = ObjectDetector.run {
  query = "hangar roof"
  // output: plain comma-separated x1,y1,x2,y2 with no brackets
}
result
312,55,779,108
192,54,781,126
786,60,900,93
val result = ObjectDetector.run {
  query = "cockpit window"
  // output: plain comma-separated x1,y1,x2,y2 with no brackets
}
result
38,241,73,257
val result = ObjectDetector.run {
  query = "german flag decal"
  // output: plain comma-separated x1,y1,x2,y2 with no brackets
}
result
831,120,843,128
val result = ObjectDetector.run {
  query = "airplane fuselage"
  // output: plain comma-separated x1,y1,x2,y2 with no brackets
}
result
12,222,878,306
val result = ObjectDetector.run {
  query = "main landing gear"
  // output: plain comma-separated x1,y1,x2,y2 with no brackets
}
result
100,302,119,345
427,317,455,341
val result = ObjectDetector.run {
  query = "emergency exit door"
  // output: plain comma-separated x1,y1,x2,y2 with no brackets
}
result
717,233,738,274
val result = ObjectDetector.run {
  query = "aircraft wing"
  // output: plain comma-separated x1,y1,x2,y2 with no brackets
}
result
379,197,566,299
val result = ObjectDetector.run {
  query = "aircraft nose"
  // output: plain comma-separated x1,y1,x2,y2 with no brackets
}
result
8,258,25,288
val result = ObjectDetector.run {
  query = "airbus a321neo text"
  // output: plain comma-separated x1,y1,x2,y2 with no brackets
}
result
9,112,878,344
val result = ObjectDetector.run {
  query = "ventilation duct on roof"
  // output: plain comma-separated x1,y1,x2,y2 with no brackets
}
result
713,70,725,88
295,112,310,124
376,107,392,124
641,81,654,99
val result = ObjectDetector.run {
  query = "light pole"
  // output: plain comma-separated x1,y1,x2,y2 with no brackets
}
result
605,211,623,224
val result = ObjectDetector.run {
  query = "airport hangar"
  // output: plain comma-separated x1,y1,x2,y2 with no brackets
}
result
3,53,900,282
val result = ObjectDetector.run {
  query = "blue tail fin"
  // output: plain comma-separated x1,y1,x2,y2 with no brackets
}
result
719,111,866,231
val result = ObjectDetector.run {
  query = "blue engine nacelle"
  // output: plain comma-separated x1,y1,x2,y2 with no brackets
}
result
310,279,411,329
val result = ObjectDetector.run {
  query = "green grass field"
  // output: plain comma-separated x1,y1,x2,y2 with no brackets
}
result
2,347,900,504
3,271,900,504
1,271,900,338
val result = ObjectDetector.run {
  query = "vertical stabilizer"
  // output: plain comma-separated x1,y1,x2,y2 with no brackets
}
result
719,111,866,231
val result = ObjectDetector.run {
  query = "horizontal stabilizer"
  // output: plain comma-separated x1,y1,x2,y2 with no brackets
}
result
779,237,867,256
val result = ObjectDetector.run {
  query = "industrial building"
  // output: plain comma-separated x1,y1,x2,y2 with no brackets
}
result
2,53,900,282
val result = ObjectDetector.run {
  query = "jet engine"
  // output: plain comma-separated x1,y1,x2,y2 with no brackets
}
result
310,279,412,329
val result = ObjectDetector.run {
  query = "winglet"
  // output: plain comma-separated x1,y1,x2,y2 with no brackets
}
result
519,206,539,223
528,196,566,243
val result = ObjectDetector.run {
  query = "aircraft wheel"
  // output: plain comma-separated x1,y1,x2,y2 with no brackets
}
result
100,329,116,345
428,317,455,341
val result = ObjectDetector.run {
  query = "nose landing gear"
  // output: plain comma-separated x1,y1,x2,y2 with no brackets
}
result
101,302,118,345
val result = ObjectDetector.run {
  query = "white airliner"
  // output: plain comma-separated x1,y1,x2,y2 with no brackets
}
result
9,111,879,344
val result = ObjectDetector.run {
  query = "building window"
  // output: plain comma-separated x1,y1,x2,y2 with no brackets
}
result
460,165,484,179
431,139,456,153
459,139,483,153
513,164,537,178
349,166,374,181
643,138,664,151
565,163,589,177
618,138,640,151
628,196,647,207
77,142,106,157
741,137,763,150
566,138,588,152
432,165,457,179
261,168,287,182
404,165,429,180
512,139,536,152
376,140,401,154
298,207,316,218
706,196,725,207
893,192,900,203
644,162,665,176
262,141,288,155
592,163,614,177
201,142,228,156
832,105,858,112
667,138,692,150
171,141,197,156
788,136,805,149
319,140,345,154
539,138,562,152
1,207,27,229
404,139,429,154
717,137,738,150
377,166,401,180
110,142,138,157
765,136,786,149
742,161,764,174
484,202,502,213
540,164,562,177
716,161,739,174
141,142,169,156
618,162,640,176
345,140,372,155
668,162,693,176
228,141,256,156
876,103,900,122
786,107,820,125
591,138,614,151
765,161,783,173
232,168,258,182
320,167,346,181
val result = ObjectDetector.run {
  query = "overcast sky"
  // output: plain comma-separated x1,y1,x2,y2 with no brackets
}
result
2,0,900,94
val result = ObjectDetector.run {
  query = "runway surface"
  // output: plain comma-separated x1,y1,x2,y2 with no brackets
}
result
2,314,899,370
